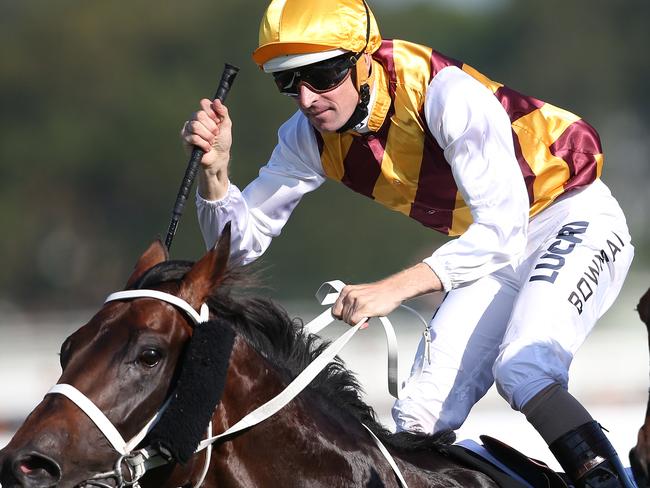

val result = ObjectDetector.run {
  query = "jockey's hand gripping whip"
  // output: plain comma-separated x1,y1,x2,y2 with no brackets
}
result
165,63,239,250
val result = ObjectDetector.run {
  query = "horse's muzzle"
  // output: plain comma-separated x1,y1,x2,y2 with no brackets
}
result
0,449,62,487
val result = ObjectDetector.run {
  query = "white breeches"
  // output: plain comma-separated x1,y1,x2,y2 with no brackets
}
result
392,179,634,434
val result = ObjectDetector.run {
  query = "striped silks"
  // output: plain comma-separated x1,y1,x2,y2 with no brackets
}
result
315,39,602,236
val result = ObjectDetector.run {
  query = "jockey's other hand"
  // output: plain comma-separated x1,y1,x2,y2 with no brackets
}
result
332,281,404,326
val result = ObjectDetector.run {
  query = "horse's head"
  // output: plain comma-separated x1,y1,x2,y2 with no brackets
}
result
0,229,231,488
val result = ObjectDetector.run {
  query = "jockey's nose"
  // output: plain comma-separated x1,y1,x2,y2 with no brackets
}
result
296,83,319,109
1,449,62,487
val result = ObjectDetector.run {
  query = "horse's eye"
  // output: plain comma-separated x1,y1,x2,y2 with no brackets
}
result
139,348,162,368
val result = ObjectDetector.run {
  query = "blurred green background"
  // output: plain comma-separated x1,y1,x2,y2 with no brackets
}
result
1,0,648,311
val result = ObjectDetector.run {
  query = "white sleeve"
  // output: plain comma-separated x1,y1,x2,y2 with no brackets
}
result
421,66,530,291
196,111,326,265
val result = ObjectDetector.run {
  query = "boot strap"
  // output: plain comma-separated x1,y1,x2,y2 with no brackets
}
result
575,455,606,480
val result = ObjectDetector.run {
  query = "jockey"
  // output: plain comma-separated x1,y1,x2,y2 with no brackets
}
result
182,0,635,486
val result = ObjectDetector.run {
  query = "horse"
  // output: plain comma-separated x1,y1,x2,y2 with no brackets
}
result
0,228,498,488
630,287,650,487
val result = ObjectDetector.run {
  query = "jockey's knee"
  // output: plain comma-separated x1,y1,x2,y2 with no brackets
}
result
392,390,473,434
392,399,440,434
493,339,570,411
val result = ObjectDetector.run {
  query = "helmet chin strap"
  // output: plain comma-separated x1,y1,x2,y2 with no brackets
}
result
336,0,373,134
336,84,370,133
337,55,373,133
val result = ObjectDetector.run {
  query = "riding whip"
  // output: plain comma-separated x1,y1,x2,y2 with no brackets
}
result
164,63,239,250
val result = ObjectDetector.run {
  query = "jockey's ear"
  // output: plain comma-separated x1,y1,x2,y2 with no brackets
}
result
179,222,231,308
125,239,169,288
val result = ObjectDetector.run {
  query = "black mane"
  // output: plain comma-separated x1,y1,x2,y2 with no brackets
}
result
132,260,454,452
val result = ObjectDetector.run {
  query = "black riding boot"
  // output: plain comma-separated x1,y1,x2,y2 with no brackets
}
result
549,421,636,488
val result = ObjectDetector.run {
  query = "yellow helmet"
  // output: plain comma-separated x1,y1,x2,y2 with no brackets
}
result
253,0,382,73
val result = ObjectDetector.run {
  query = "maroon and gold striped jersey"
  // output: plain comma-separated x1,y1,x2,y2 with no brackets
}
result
314,39,602,236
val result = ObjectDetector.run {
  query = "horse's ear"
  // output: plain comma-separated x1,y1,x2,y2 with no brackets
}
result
125,239,169,288
180,223,231,306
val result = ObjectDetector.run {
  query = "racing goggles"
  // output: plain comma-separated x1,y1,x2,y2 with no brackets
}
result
273,54,359,97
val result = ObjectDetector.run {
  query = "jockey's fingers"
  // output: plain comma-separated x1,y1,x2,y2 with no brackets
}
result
181,113,200,136
332,297,354,324
331,298,344,319
342,299,360,326
341,284,355,294
186,120,217,146
195,110,219,133
339,285,360,303
185,134,213,153
332,287,349,309
212,99,230,121
199,98,218,120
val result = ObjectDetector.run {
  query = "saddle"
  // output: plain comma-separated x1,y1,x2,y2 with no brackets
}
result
446,435,570,488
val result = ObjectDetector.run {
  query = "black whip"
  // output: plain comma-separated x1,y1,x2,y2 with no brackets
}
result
165,63,239,250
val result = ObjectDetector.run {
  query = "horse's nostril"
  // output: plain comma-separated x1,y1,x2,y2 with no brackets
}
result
13,452,62,486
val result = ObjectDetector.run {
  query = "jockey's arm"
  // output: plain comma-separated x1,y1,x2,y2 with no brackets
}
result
422,67,530,291
332,263,443,325
188,108,325,264
334,68,530,325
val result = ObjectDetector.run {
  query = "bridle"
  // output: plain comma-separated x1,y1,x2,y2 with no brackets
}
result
45,283,427,488
46,289,212,488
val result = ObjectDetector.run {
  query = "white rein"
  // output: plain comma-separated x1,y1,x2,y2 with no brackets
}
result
46,281,428,487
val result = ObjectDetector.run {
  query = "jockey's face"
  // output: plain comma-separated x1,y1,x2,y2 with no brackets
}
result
293,73,359,132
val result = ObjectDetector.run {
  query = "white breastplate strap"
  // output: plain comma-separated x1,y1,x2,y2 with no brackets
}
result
196,315,367,451
104,289,210,325
363,424,409,487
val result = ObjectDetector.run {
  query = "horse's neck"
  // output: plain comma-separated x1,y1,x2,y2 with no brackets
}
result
209,336,380,482
205,336,494,487
220,336,291,415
